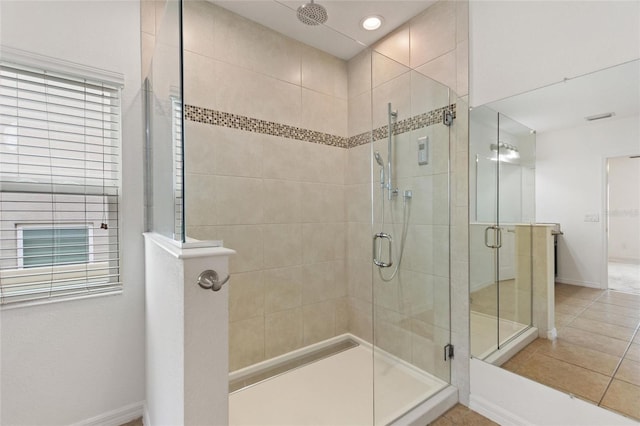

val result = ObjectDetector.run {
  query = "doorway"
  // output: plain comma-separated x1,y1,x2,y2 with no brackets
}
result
607,155,640,293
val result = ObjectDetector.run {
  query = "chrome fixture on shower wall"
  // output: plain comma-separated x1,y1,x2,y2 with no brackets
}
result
386,103,398,200
373,103,412,283
296,0,328,26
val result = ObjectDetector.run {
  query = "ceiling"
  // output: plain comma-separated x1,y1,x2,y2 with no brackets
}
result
210,0,437,60
485,60,640,134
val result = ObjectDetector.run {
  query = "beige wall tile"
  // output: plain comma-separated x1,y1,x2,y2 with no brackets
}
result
347,222,373,263
300,183,345,223
303,300,337,345
262,136,304,181
410,0,456,68
302,261,337,305
335,297,349,334
414,51,456,91
213,225,263,273
183,51,217,109
372,51,411,89
347,49,372,99
374,309,412,361
303,223,345,263
229,316,265,371
456,41,469,97
346,143,372,185
183,1,214,57
263,224,303,268
301,89,347,137
345,184,370,223
348,297,373,342
229,271,264,322
372,72,411,129
263,179,302,224
411,70,451,118
214,60,301,127
185,173,217,226
300,142,346,184
347,91,372,137
265,308,304,359
301,47,348,99
211,4,301,85
264,266,303,314
184,121,216,175
347,258,373,303
216,176,264,225
373,23,411,67
212,127,263,178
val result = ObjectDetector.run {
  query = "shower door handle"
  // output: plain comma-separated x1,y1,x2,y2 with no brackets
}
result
373,232,393,268
484,226,501,249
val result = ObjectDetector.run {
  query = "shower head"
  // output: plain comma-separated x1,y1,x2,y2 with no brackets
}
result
374,151,385,167
297,0,328,26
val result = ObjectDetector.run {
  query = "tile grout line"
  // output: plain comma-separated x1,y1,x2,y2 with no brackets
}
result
595,291,640,407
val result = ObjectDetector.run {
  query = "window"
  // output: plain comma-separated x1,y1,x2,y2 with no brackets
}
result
17,225,92,268
0,62,122,305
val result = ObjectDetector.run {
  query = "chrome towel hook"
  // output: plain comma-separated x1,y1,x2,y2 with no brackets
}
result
197,269,230,292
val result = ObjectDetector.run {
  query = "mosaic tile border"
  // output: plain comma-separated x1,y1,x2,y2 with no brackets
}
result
348,104,457,148
185,103,457,149
185,105,348,148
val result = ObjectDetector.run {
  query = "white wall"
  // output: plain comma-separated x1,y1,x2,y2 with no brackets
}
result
536,116,640,288
608,156,640,262
469,0,640,107
0,1,145,424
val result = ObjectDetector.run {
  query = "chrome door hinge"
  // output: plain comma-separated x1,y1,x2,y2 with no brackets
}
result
444,344,454,361
443,109,454,127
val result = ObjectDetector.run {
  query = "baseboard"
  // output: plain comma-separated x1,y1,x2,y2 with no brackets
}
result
555,277,603,289
143,403,150,426
469,393,529,426
73,401,144,426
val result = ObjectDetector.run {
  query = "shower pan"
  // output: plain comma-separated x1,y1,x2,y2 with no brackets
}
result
146,0,466,423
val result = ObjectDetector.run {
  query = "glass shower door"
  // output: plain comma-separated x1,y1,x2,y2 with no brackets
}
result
370,50,452,425
470,107,535,359
469,106,500,358
496,114,535,350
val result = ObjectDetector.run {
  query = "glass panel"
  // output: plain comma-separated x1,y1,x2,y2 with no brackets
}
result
146,0,184,241
469,107,536,359
497,113,535,347
469,106,499,358
371,50,451,425
22,227,89,267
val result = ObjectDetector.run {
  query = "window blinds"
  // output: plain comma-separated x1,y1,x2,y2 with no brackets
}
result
0,63,121,305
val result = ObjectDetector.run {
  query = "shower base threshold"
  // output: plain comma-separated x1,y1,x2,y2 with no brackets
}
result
229,334,451,426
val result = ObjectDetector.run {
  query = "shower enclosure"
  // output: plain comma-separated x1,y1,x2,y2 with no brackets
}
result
145,0,466,423
469,106,536,360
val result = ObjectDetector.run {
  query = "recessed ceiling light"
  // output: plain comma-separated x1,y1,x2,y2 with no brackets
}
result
361,15,383,31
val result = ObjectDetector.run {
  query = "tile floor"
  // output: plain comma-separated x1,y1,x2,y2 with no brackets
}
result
121,404,496,426
502,283,640,421
429,404,498,425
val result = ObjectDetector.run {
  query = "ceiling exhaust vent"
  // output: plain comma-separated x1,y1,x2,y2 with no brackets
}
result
585,112,615,121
